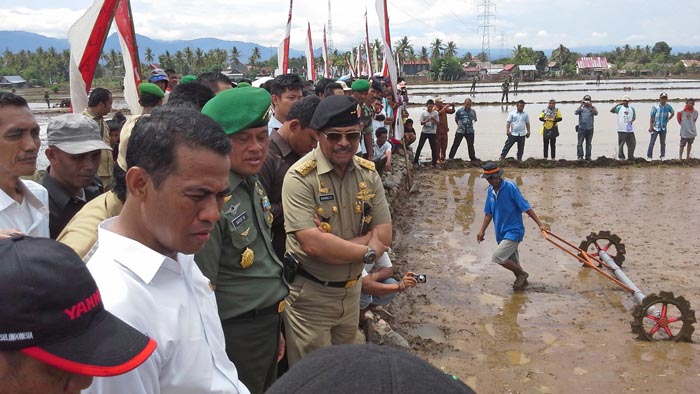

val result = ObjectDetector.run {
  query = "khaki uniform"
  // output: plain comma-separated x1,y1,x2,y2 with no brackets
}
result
82,109,114,189
281,148,391,365
57,191,123,259
195,172,288,394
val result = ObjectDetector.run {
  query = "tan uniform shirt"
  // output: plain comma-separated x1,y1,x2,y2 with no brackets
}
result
282,148,391,282
57,191,123,259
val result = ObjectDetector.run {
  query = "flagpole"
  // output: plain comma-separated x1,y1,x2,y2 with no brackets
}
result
305,22,316,81
322,25,330,78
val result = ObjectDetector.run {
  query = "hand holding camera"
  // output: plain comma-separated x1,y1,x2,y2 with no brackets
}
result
398,271,418,292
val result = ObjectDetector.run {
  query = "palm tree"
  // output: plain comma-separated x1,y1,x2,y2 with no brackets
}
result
194,48,203,73
445,41,457,58
248,47,261,66
183,47,193,73
395,36,413,73
430,38,444,60
419,46,429,63
144,48,153,64
230,46,241,64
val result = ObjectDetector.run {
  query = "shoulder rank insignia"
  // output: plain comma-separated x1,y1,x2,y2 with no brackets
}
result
240,227,250,237
356,188,376,201
353,156,376,171
294,159,317,176
240,247,254,269
224,194,233,203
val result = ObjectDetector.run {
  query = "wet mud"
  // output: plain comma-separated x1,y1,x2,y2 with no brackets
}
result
390,162,700,393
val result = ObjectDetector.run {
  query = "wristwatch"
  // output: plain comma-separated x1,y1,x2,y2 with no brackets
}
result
363,246,377,264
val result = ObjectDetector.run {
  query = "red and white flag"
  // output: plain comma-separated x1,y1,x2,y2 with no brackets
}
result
322,24,330,78
305,22,316,81
375,0,402,138
68,0,119,114
113,0,141,114
277,0,293,75
364,9,374,76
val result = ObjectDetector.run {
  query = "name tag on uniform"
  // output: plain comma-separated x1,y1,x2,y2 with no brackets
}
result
231,212,248,228
319,194,335,202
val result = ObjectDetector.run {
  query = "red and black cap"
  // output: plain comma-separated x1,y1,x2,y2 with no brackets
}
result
481,161,504,179
0,235,156,376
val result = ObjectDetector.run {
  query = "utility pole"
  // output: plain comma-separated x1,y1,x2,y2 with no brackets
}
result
327,0,334,51
477,0,495,61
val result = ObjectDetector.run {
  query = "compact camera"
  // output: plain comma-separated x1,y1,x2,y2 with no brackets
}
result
414,274,427,283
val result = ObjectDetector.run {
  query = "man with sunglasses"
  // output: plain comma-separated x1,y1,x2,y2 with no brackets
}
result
281,95,392,366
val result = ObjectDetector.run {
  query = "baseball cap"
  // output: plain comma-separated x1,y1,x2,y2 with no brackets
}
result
266,344,475,394
47,114,112,155
660,92,668,98
336,80,352,91
0,236,156,376
583,95,592,102
622,95,631,101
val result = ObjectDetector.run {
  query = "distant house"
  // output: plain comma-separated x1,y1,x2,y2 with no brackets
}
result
546,61,563,77
0,76,27,88
223,59,249,80
402,60,431,76
517,65,537,80
576,57,609,75
681,59,700,69
462,66,480,79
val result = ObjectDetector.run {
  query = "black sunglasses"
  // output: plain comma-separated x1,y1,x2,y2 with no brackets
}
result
321,130,362,144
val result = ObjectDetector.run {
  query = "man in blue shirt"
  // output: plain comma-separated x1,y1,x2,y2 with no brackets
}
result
499,100,530,161
647,92,675,160
476,162,548,290
575,94,598,160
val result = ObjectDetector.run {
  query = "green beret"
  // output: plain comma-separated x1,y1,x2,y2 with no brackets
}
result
201,87,271,135
237,82,252,88
138,82,165,99
310,95,360,130
351,79,370,92
180,74,197,83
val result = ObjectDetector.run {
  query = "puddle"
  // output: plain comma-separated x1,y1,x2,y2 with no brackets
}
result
409,323,447,343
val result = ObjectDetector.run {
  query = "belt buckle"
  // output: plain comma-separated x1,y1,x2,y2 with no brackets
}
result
277,300,286,313
344,278,358,289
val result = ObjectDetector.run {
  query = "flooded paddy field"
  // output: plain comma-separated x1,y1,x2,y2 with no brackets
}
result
389,165,700,393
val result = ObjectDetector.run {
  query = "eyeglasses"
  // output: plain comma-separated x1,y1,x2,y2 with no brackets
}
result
321,130,362,144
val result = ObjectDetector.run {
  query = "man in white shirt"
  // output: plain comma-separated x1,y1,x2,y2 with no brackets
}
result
267,74,304,135
0,93,49,238
610,95,636,160
84,106,250,394
499,100,531,162
372,127,393,173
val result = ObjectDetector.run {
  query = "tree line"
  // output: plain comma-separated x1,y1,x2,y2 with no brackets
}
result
1,39,698,88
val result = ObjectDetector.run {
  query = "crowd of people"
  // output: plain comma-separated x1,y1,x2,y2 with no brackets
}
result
0,70,478,394
410,91,697,164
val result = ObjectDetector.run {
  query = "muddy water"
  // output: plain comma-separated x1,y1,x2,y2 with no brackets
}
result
391,166,700,393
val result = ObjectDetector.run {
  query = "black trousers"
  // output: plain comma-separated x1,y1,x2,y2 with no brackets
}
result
500,134,526,161
414,133,437,164
543,135,557,159
449,133,477,160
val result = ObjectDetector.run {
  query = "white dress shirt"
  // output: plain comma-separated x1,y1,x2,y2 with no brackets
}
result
0,179,49,237
84,218,250,394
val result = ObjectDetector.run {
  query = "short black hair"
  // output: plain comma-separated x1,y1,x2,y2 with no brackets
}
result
196,72,232,92
107,111,126,131
426,99,434,105
270,74,304,96
323,82,343,97
139,92,162,108
166,82,215,111
516,99,525,105
125,106,231,189
375,127,388,137
314,77,334,96
286,95,322,129
111,165,127,202
165,68,177,75
88,88,112,107
0,92,29,109
405,118,413,125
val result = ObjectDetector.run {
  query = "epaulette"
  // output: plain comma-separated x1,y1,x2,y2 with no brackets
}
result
354,156,376,171
294,159,317,176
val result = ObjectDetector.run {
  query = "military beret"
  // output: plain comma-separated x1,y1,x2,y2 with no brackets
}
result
201,87,271,135
351,79,370,92
310,95,360,130
180,74,197,83
237,82,252,88
138,82,165,99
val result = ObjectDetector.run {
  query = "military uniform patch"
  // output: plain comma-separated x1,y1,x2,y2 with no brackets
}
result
354,156,376,171
294,159,317,176
231,211,248,228
240,247,254,269
319,194,335,202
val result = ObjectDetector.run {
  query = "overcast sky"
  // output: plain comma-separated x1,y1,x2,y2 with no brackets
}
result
1,0,696,54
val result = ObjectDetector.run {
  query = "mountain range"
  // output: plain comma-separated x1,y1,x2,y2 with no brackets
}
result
2,30,700,61
0,30,304,61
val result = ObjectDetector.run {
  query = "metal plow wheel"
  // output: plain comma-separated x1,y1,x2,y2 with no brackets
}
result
631,291,696,342
578,231,626,267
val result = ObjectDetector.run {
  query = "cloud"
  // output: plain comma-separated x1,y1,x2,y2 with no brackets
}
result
591,32,608,38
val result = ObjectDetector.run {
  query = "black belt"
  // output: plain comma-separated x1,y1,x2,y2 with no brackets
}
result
297,267,360,288
231,300,285,320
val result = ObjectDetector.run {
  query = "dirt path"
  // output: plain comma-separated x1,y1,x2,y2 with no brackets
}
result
390,164,700,393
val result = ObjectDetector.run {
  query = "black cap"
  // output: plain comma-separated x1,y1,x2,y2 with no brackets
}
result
583,94,592,101
266,344,475,394
482,161,504,179
0,236,156,376
310,95,361,130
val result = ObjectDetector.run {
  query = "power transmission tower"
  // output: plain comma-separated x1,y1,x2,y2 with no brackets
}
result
327,0,334,51
477,0,495,61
